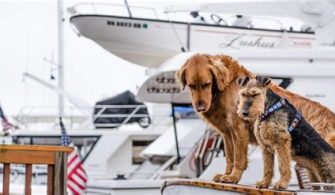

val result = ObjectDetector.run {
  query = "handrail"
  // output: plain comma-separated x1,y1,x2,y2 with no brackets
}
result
93,104,150,128
69,2,159,19
15,104,150,129
94,105,147,108
0,145,73,195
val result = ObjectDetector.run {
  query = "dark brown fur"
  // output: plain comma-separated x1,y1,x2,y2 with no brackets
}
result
237,77,335,190
176,53,335,183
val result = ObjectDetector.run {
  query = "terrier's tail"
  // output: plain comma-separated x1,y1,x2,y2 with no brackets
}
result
326,132,335,149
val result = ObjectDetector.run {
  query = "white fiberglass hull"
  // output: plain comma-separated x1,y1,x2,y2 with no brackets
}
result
70,15,316,68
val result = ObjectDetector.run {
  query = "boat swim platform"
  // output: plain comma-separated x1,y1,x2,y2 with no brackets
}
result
161,179,326,195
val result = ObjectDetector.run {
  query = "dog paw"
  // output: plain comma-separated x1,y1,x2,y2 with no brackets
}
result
212,174,227,182
220,174,240,183
273,181,288,190
255,180,270,189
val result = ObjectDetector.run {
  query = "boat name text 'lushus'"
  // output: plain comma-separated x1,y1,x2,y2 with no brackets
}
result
219,34,276,49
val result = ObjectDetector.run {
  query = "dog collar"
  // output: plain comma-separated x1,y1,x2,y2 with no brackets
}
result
259,98,286,121
288,111,302,132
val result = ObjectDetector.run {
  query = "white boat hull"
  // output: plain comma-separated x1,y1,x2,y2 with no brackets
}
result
70,15,316,68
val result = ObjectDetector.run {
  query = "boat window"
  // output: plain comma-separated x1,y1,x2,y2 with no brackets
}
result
132,140,154,165
107,20,115,25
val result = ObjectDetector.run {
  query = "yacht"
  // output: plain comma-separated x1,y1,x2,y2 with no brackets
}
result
69,0,335,68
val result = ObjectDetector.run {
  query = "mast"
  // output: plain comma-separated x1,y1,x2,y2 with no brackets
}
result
57,0,64,117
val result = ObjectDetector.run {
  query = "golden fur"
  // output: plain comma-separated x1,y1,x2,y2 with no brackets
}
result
326,132,335,148
176,53,335,184
176,54,254,183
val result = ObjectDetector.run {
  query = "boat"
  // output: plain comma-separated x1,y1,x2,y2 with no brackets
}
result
69,0,335,68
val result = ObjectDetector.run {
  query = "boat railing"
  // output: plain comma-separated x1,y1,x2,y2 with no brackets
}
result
14,104,187,130
69,2,159,19
93,104,150,128
193,130,222,177
14,105,86,130
0,145,72,195
14,104,151,129
69,2,289,31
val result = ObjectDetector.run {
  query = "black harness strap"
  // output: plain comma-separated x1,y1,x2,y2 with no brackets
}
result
288,111,302,132
259,98,302,132
259,98,286,121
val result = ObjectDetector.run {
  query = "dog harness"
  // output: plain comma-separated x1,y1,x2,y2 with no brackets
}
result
288,111,303,132
259,98,303,132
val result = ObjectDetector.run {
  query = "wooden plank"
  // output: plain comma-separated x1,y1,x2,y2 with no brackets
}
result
25,164,32,195
2,163,10,195
162,179,295,195
0,150,55,164
61,153,68,195
53,152,69,195
54,152,61,195
0,145,73,153
47,165,54,195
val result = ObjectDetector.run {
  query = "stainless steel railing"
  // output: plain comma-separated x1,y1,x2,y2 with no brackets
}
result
93,104,150,128
68,2,159,19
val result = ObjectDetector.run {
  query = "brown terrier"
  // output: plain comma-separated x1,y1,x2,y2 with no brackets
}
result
237,76,335,190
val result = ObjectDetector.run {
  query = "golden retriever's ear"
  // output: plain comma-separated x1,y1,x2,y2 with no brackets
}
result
256,76,271,87
208,56,229,91
237,76,250,87
176,60,188,90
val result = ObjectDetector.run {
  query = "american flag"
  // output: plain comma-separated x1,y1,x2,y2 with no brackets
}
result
60,118,88,195
0,104,16,132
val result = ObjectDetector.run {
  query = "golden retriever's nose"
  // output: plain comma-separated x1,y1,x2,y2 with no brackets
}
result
195,101,206,112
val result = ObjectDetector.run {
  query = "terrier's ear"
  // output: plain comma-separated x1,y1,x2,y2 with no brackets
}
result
237,76,250,87
256,76,271,87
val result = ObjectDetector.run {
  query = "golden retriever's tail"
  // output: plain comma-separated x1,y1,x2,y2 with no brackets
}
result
326,132,335,149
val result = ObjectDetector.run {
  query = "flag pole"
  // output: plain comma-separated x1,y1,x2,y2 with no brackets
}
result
57,0,65,117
